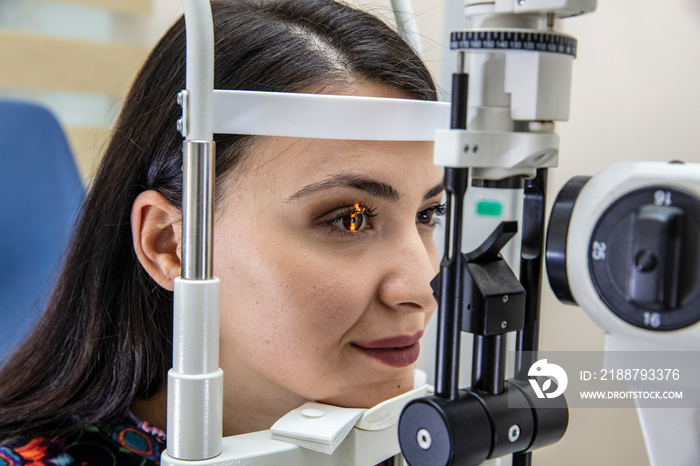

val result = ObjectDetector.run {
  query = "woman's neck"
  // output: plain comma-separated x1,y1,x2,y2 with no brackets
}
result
221,368,309,435
131,388,168,433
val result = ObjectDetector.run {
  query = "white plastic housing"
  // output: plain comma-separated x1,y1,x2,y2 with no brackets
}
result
433,129,559,179
604,336,700,466
466,0,596,18
168,277,223,460
566,162,700,348
466,46,574,124
462,186,524,270
162,425,399,466
505,51,573,121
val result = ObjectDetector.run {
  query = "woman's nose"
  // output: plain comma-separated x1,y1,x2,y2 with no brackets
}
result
376,229,439,312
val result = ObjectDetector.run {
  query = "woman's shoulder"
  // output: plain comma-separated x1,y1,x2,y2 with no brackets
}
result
0,413,166,466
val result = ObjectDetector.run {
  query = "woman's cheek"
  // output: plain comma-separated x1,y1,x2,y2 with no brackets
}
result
286,269,360,337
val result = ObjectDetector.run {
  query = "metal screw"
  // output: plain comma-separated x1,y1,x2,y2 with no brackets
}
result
503,295,509,303
509,425,521,442
176,118,183,133
417,428,432,450
177,91,184,106
501,321,508,329
518,0,526,5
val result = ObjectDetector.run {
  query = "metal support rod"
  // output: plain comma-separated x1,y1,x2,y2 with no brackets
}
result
435,55,469,401
513,168,548,466
471,334,507,394
452,52,467,128
514,168,548,377
435,167,468,401
182,140,215,280
546,12,556,31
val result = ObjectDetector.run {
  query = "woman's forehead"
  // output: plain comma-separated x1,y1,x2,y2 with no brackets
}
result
247,136,440,196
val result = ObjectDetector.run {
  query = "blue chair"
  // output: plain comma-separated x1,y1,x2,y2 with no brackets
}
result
0,100,85,361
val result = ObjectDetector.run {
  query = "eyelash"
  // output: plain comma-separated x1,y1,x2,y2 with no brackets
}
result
419,203,447,227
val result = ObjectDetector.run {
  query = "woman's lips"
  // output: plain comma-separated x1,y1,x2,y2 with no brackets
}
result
353,331,423,368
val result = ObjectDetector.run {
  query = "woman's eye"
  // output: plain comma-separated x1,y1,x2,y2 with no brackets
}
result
330,204,374,233
417,203,447,226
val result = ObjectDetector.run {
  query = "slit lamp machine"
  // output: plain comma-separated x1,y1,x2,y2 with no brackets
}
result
162,1,700,465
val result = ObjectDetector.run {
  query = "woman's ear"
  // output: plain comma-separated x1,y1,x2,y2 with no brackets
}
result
131,190,182,291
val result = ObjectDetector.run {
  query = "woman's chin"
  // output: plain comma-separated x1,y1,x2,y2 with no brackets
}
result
317,373,415,409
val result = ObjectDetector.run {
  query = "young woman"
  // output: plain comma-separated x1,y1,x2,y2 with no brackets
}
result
0,0,444,464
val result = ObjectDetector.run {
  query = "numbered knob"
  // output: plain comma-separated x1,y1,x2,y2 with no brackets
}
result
626,203,683,309
588,186,700,331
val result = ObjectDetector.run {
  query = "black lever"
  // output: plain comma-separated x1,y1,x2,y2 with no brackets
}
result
465,221,518,262
431,221,526,339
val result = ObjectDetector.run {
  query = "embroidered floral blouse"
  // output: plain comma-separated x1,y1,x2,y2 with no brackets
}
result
0,413,165,466
0,415,403,466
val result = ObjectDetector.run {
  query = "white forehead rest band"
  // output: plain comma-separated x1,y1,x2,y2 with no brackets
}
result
211,90,450,141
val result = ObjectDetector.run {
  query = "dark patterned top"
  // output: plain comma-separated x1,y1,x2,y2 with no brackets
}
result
0,416,403,465
0,413,165,466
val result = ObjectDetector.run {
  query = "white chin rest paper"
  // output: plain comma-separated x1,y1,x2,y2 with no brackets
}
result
212,90,450,141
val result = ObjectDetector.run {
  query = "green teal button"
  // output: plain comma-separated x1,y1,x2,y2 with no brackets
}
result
476,200,502,216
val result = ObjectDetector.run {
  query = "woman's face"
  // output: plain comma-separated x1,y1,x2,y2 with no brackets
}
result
214,83,444,433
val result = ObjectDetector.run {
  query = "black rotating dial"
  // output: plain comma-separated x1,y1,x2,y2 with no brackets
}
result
450,30,577,57
588,186,700,331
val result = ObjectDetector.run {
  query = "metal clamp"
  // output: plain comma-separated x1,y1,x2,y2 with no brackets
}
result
177,90,190,137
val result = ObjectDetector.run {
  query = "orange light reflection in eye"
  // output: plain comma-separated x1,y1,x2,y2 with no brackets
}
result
349,203,364,231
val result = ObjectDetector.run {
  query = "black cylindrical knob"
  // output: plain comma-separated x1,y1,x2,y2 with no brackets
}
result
508,379,569,451
399,393,491,466
468,384,534,458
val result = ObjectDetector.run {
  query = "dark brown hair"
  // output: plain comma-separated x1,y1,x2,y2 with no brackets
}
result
0,0,436,438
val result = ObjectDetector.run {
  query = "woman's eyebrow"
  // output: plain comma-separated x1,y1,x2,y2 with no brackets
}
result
424,182,445,201
287,173,401,202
